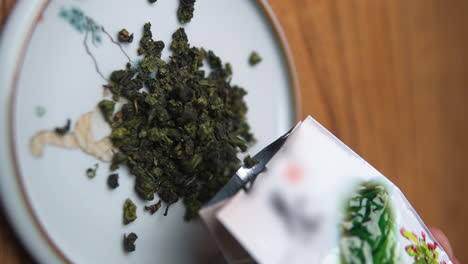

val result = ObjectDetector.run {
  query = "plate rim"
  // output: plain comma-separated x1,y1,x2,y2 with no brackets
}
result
0,1,301,263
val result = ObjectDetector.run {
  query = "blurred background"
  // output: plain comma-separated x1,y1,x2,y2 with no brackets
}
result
1,0,467,263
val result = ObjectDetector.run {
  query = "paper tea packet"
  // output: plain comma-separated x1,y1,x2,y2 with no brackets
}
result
201,116,453,264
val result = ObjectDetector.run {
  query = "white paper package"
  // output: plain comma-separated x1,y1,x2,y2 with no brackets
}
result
200,116,453,264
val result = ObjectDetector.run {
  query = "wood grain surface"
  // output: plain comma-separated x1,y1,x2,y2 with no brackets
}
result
1,0,467,263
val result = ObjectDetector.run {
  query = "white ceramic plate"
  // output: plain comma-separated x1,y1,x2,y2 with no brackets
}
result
0,0,299,263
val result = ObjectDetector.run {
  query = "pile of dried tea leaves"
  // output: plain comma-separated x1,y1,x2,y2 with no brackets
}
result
104,23,254,220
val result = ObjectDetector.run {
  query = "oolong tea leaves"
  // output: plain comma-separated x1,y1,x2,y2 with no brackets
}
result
107,23,254,220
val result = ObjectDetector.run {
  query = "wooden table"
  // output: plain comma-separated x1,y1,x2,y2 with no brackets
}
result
1,0,467,262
